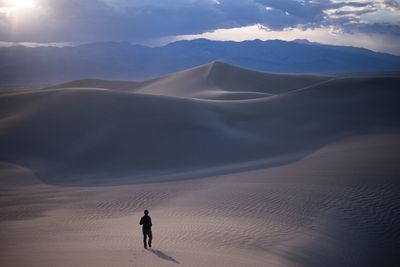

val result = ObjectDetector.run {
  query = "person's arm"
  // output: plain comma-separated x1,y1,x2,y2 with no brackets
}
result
139,217,143,225
149,217,152,227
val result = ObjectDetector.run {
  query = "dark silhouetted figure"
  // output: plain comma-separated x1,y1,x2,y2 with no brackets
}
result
139,210,152,249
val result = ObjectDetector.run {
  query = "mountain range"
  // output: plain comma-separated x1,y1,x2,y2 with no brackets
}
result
1,39,400,86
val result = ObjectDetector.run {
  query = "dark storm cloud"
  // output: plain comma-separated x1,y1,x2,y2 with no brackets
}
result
0,0,399,43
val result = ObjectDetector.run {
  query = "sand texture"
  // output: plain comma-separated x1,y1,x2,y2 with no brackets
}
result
1,62,400,266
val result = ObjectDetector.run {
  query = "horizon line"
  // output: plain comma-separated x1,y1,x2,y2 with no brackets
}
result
1,38,399,57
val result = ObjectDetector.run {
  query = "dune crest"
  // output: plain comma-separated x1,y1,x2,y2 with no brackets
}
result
135,61,333,99
47,61,332,100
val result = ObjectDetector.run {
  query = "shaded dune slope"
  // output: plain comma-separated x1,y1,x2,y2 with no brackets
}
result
0,62,400,185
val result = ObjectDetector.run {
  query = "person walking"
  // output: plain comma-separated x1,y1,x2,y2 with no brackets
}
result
139,210,152,249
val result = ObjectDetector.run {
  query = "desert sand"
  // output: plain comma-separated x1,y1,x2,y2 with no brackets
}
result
1,62,400,266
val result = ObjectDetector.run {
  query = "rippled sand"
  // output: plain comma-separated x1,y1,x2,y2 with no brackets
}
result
1,134,399,267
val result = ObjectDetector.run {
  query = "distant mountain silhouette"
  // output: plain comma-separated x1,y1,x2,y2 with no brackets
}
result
1,39,400,86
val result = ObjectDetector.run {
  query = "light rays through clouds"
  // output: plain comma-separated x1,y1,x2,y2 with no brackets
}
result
0,0,36,15
0,0,399,54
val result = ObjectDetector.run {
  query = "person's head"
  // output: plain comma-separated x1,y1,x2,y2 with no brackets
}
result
144,210,149,215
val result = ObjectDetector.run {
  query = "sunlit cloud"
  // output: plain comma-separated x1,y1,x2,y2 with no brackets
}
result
0,40,72,47
175,23,400,55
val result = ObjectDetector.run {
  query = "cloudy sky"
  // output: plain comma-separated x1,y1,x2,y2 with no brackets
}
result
0,0,399,54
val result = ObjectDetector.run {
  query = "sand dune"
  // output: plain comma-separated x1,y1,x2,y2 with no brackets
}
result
0,62,399,184
1,62,400,266
47,61,332,99
127,61,332,99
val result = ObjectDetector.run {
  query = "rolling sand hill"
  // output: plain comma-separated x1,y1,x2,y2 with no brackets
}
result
135,61,332,99
0,62,400,266
1,62,398,185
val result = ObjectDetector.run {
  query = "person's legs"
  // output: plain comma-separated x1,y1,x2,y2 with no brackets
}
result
148,231,152,247
143,231,148,248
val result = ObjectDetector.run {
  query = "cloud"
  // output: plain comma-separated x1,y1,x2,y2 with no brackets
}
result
175,23,400,55
0,0,224,42
0,0,399,50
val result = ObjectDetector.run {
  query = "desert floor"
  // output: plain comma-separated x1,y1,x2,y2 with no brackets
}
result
1,134,400,267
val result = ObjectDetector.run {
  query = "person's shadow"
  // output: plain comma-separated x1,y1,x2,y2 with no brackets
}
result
149,249,180,264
